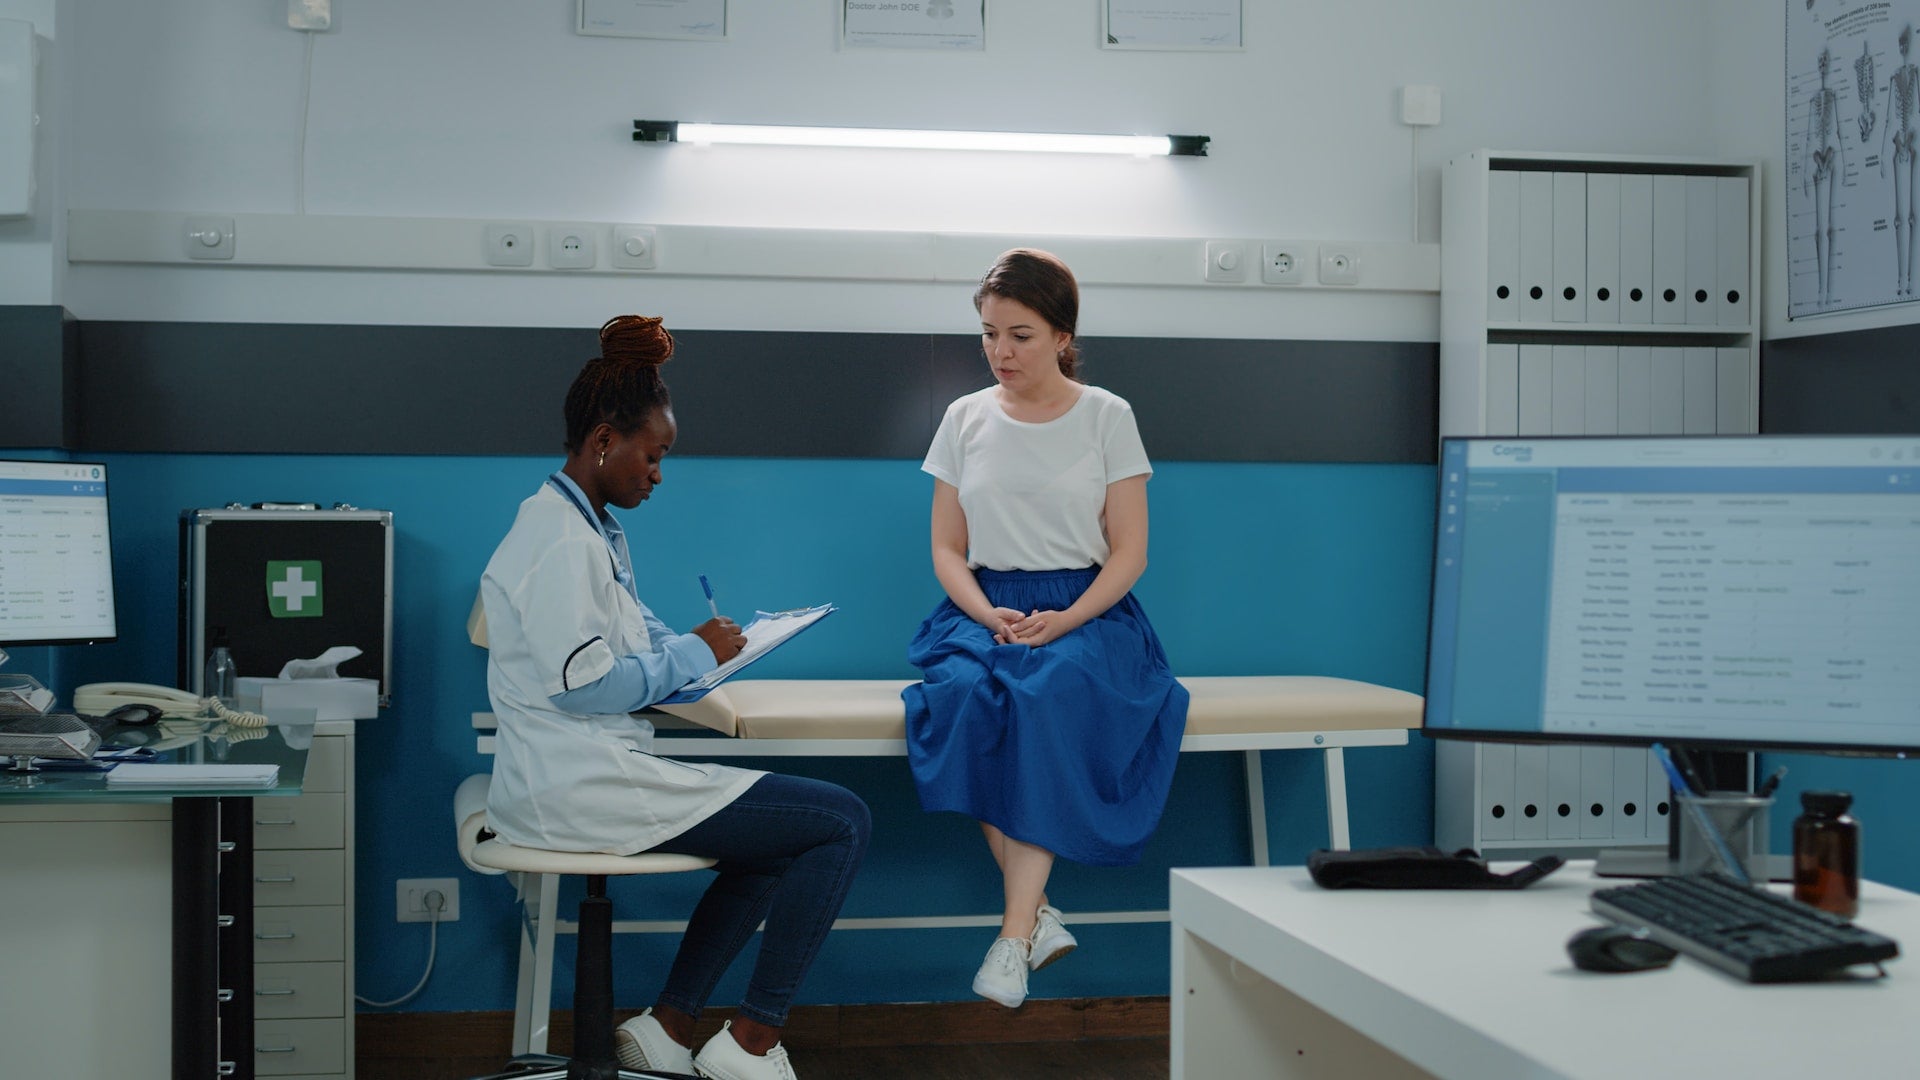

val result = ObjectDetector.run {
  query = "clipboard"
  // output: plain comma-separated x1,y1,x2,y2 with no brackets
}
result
659,604,836,704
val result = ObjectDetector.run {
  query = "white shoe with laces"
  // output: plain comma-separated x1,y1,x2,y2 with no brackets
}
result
1029,904,1078,971
613,1008,695,1075
693,1020,798,1080
972,936,1032,1008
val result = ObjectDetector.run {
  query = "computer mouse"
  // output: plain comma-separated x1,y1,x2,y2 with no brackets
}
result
1566,924,1678,973
103,702,165,727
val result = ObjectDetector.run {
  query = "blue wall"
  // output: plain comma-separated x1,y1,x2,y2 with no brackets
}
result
41,451,1441,1012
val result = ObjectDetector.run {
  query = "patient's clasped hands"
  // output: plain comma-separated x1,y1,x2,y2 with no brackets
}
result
987,606,1077,647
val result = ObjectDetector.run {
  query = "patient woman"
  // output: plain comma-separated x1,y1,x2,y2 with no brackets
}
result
481,315,869,1080
904,249,1189,1009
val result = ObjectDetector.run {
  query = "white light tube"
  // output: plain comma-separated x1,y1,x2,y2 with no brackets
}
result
676,122,1177,156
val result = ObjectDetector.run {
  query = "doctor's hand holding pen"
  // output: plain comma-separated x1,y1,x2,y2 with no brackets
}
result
693,616,748,662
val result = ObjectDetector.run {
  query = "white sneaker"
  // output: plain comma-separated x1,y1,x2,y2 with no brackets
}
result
614,1008,695,1075
972,936,1031,1008
693,1020,797,1080
1029,904,1078,971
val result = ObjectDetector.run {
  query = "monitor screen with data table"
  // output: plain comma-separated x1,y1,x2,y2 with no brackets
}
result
0,459,118,647
1423,435,1920,756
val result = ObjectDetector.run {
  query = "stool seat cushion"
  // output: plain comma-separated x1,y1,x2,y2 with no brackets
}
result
468,838,717,877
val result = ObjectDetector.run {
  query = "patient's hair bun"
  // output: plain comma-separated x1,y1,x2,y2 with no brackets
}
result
599,315,675,367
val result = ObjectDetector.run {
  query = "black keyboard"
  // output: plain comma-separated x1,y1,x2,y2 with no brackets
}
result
1591,873,1899,983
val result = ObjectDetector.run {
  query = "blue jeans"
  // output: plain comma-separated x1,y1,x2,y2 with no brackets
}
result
644,773,870,1028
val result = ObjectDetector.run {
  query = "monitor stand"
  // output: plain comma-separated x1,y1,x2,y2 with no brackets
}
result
1593,845,1793,882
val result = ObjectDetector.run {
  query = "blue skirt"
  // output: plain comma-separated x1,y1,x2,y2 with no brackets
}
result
903,567,1189,867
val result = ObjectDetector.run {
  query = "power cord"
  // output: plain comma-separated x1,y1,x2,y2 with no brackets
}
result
355,889,444,1008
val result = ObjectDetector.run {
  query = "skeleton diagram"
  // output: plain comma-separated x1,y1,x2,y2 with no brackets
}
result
1886,27,1919,296
1857,38,1878,144
1805,46,1845,306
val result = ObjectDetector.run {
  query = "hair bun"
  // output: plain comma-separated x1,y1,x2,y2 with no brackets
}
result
599,314,675,367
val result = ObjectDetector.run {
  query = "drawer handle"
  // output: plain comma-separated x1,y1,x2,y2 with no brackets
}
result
218,841,237,852
255,987,296,997
255,874,297,883
217,915,235,928
256,1045,297,1054
255,818,296,827
255,931,297,941
218,1061,237,1075
217,989,234,1003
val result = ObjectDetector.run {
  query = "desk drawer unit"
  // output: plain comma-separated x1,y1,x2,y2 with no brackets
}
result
253,724,355,1080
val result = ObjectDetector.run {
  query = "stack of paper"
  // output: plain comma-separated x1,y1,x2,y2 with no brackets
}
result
106,763,281,788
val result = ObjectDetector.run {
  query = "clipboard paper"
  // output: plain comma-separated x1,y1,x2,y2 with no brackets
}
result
660,604,836,704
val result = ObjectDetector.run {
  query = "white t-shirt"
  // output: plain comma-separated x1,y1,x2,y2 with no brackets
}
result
923,384,1152,571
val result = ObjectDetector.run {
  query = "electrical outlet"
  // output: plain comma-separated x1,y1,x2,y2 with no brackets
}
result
484,223,535,267
1259,241,1306,285
549,227,597,269
396,878,460,923
1203,240,1247,283
288,0,331,31
1318,245,1361,286
611,225,657,269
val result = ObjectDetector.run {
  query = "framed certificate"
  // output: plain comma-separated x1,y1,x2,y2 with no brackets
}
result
1101,0,1242,51
577,0,728,42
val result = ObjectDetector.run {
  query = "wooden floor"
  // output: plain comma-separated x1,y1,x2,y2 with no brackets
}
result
359,998,1171,1080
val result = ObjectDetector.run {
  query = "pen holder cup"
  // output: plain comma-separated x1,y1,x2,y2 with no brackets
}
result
1676,792,1772,881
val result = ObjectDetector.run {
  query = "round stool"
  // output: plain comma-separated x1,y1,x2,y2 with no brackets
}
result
463,824,715,1079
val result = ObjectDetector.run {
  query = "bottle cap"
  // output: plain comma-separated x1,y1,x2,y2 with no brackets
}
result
1801,790,1853,814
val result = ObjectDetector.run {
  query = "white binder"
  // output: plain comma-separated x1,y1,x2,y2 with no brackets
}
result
1583,345,1619,434
1481,742,1517,842
1649,348,1685,434
1652,174,1688,324
1718,346,1752,433
1645,753,1675,842
1616,345,1653,434
1485,342,1519,435
1685,176,1718,326
1585,172,1621,323
1518,344,1553,434
1553,172,1588,322
1683,346,1717,433
1551,344,1586,434
1618,173,1654,323
1578,746,1615,839
1546,746,1583,840
1717,176,1751,326
1612,747,1649,840
1488,169,1521,322
1519,171,1555,322
1510,746,1548,841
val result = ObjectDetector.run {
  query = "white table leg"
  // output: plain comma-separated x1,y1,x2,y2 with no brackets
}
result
1242,749,1269,867
1323,746,1351,850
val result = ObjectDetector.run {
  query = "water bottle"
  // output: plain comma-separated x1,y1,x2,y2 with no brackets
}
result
204,635,238,710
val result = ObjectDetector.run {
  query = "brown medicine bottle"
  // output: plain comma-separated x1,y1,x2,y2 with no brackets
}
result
1792,790,1859,918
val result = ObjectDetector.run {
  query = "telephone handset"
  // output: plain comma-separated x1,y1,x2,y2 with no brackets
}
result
73,683,270,728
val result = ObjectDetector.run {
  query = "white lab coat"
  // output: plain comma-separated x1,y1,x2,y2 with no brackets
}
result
480,482,761,854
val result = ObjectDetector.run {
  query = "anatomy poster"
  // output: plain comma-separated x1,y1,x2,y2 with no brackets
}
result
1788,2,1920,317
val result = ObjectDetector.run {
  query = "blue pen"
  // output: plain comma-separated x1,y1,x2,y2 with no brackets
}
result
699,574,719,619
1651,743,1752,885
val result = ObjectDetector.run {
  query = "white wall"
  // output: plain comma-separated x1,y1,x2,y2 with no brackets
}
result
43,1,1738,338
0,0,63,305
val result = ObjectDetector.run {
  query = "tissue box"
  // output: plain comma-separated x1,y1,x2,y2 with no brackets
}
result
236,676,379,721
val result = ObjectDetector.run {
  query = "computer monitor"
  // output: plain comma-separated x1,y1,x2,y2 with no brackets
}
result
0,459,119,647
1424,434,1920,758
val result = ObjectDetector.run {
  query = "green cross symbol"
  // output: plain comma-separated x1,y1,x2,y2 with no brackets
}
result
267,561,324,618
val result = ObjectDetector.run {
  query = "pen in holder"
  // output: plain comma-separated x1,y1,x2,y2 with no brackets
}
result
1676,791,1772,883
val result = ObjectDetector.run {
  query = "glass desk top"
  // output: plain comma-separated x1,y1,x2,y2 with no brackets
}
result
0,716,310,801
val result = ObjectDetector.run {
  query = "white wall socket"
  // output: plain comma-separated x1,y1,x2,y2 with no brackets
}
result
1203,239,1247,283
484,223,535,267
1318,245,1361,286
611,224,657,269
1259,241,1307,285
549,227,596,269
396,877,460,923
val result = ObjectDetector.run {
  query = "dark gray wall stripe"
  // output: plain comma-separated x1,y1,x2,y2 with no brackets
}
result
1,306,76,449
65,320,1437,463
1762,325,1920,433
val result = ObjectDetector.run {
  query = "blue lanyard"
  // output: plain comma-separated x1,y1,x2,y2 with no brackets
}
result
547,473,637,600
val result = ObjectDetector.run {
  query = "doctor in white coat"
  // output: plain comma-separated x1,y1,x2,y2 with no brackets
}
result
481,315,870,1080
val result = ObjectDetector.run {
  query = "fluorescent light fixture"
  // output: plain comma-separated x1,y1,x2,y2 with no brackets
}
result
633,119,1208,157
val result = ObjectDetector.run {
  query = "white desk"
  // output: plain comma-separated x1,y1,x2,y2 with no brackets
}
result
1170,861,1920,1080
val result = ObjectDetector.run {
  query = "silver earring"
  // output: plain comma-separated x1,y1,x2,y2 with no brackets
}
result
597,451,605,467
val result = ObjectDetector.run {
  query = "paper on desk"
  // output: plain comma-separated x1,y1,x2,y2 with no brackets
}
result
106,762,280,787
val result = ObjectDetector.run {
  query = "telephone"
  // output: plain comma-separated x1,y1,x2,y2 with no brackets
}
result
73,683,270,728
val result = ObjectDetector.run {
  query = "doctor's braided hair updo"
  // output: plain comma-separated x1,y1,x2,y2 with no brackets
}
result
974,247,1080,380
563,315,675,454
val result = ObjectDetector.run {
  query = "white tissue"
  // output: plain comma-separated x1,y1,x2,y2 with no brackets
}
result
280,646,363,679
